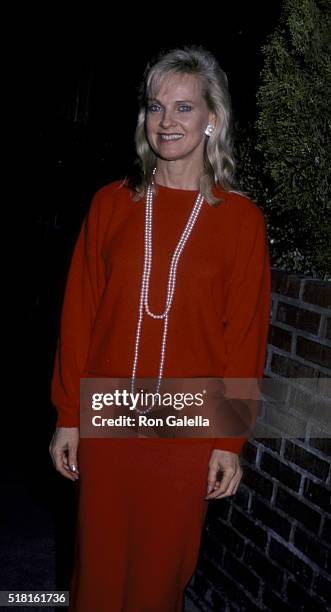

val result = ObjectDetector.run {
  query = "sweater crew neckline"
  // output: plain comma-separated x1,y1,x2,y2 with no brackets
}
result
154,182,200,195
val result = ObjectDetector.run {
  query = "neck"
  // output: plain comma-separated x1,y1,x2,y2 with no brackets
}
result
155,160,202,190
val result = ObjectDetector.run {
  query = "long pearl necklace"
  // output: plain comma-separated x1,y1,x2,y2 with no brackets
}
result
131,168,204,414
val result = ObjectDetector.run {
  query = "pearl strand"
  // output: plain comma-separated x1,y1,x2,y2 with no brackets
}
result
131,169,204,413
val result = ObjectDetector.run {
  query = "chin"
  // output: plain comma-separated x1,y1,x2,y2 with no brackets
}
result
155,150,189,162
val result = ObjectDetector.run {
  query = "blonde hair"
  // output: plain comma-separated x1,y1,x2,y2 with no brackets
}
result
128,45,243,205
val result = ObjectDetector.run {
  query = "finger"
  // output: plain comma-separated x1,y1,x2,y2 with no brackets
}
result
49,439,63,470
53,449,78,482
206,464,218,495
63,460,70,471
213,473,242,500
62,453,71,471
217,468,235,493
205,468,235,499
68,445,79,476
213,483,239,499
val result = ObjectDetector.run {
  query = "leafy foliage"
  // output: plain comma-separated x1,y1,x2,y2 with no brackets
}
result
237,0,331,279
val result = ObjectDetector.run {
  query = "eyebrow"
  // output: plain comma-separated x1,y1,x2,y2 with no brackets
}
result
148,98,196,104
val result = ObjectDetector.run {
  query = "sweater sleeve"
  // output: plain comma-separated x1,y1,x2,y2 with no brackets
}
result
213,204,271,454
51,190,107,427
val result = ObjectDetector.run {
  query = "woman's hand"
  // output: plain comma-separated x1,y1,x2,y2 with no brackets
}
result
49,427,80,481
205,449,242,500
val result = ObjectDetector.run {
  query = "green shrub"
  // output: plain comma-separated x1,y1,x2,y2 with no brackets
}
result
248,0,330,279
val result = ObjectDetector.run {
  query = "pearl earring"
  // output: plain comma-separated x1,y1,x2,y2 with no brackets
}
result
205,123,214,136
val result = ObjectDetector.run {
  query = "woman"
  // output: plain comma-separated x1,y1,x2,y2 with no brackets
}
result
49,46,271,611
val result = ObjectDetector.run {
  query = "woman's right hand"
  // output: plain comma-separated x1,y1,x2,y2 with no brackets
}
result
49,427,80,481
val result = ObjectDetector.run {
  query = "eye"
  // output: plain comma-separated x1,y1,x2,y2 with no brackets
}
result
178,105,192,112
147,104,161,112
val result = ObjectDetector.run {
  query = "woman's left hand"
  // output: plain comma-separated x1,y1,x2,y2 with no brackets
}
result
205,449,243,500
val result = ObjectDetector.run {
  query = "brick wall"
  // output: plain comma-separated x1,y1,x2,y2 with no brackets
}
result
186,269,331,611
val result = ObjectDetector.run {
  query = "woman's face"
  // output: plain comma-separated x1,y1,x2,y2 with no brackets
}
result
145,73,215,167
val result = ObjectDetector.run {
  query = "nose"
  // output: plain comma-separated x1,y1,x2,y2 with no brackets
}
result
159,108,176,129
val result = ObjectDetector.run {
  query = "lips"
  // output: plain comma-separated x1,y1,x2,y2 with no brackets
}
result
158,134,184,141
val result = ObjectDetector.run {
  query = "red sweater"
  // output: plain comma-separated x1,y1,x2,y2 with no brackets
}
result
51,181,271,454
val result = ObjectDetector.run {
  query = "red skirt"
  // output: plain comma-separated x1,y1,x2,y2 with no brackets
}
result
69,437,214,612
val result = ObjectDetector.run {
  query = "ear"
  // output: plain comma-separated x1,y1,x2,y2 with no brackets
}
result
208,111,216,128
